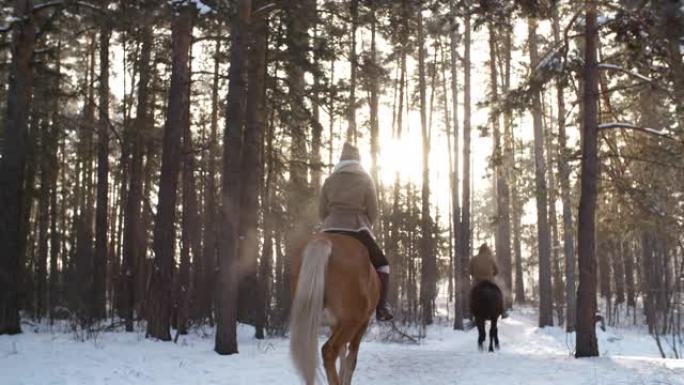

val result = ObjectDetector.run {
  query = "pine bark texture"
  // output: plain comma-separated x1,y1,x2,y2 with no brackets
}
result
528,18,553,328
576,0,600,358
147,6,194,341
216,0,251,355
0,0,36,335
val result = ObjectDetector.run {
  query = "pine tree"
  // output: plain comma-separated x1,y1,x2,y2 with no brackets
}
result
528,17,553,328
0,0,36,335
576,0,600,358
147,4,194,341
216,0,252,355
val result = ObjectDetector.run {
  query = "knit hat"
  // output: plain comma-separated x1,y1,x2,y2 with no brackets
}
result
339,142,360,161
478,243,493,257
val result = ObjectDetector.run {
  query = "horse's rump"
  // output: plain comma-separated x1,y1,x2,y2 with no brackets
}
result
289,233,380,385
470,280,504,319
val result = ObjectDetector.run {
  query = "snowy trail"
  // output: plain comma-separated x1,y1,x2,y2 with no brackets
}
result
2,308,683,385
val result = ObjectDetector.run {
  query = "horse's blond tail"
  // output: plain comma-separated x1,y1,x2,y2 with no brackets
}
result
290,237,332,385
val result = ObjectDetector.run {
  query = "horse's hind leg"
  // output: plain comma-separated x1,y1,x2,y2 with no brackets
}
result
340,321,368,385
322,323,356,385
476,318,486,351
493,317,500,350
489,318,499,352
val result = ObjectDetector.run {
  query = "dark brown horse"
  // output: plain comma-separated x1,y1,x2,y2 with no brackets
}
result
470,280,504,352
290,233,380,385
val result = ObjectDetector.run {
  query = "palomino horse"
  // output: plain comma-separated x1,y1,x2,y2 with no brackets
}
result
290,233,380,385
469,280,504,352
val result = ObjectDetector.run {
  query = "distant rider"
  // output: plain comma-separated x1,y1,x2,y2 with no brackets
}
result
469,243,499,284
470,243,509,318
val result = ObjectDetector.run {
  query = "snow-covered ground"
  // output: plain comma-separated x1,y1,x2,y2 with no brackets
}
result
1,307,682,385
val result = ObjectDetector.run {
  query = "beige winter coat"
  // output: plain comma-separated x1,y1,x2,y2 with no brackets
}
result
319,161,378,234
469,244,499,282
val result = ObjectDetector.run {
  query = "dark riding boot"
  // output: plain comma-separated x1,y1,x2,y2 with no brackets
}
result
376,272,394,321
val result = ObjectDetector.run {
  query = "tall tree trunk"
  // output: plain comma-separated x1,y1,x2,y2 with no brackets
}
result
488,24,512,309
216,0,251,355
417,6,434,325
502,25,516,308
198,37,221,325
36,117,50,319
528,18,553,327
346,0,358,143
389,6,407,307
259,56,277,335
310,5,323,194
623,241,636,309
147,5,194,341
48,42,62,321
94,22,111,320
369,3,380,187
575,0,600,357
511,147,525,303
121,25,153,332
281,0,314,331
552,5,576,332
74,35,97,324
448,0,463,328
443,46,454,304
545,103,563,326
178,165,191,336
327,55,336,174
656,1,684,127
0,0,36,334
48,50,61,319
614,240,626,309
461,4,472,312
178,66,202,336
239,5,267,338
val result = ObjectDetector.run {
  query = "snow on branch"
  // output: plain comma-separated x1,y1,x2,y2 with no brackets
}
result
533,44,563,74
598,63,652,83
30,0,63,12
0,16,22,33
170,0,215,14
252,3,277,19
598,122,676,140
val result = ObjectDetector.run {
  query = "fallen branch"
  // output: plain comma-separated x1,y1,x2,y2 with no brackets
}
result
387,321,419,344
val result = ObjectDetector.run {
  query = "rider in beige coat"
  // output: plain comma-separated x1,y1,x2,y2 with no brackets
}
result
470,243,509,318
319,142,393,321
469,243,499,283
